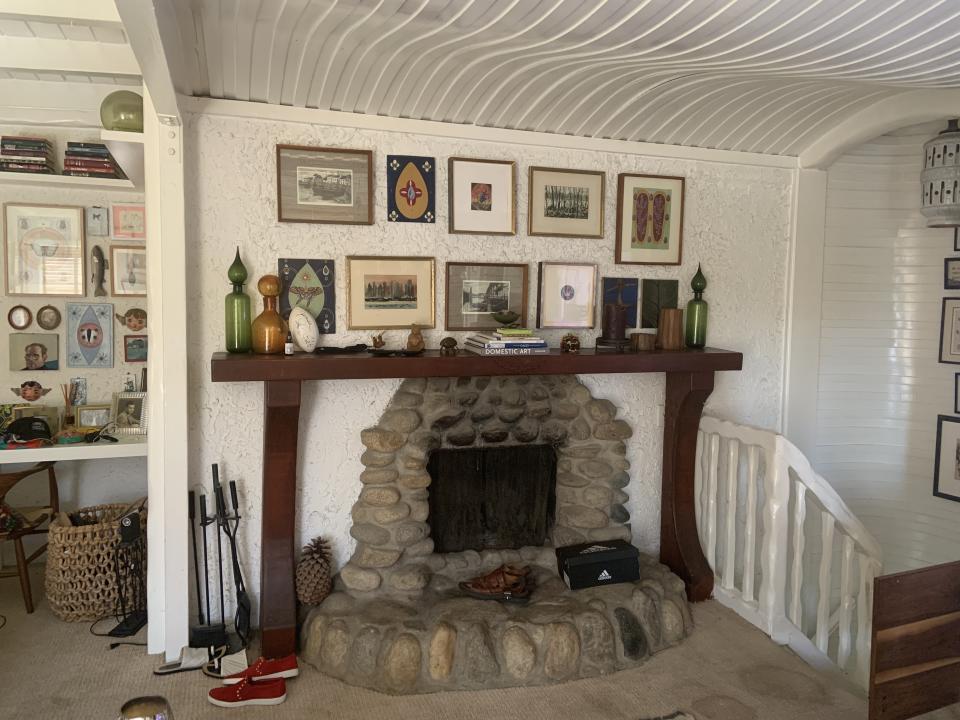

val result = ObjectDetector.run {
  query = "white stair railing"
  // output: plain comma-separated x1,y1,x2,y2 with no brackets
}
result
696,416,882,688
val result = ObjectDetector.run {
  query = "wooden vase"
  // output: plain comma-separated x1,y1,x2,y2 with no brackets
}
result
252,274,286,354
656,308,684,351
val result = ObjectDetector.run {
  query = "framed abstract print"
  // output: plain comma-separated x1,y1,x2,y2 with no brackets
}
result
940,298,960,364
615,174,685,265
278,258,336,333
4,203,85,296
110,245,147,296
448,157,515,235
110,203,145,240
276,145,373,224
346,256,435,329
445,262,528,331
641,278,679,329
66,302,113,368
528,167,604,238
387,155,435,223
536,262,597,329
602,277,639,328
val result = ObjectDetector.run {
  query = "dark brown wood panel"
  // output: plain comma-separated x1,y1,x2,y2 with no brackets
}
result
873,560,960,629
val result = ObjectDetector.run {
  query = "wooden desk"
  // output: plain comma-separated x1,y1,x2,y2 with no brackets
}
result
0,437,147,465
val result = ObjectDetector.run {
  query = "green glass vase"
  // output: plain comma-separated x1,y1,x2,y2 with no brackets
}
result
685,264,708,349
225,248,252,353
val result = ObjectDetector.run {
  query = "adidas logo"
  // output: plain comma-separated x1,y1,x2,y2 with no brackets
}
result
597,569,612,581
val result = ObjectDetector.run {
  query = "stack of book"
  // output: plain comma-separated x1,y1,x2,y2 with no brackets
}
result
464,328,549,356
62,142,126,179
0,136,54,174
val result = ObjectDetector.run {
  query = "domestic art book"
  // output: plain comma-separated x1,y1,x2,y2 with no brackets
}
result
464,342,549,356
471,333,546,347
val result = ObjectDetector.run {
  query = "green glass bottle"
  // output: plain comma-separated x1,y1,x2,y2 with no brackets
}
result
225,247,252,353
685,264,708,349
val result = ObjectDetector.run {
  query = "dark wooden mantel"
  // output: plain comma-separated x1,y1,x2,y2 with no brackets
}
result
211,347,743,657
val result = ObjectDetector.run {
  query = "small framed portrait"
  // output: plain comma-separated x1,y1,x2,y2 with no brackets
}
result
448,157,516,235
112,391,147,435
940,298,960,364
110,245,147,296
346,256,435,329
536,262,597,329
387,155,435,223
278,258,336,333
7,305,31,330
276,145,373,224
110,202,146,240
76,403,111,429
615,174,685,265
528,167,604,238
445,262,528,331
934,415,960,502
9,333,58,371
36,305,61,330
602,277,639,328
124,335,148,362
85,206,109,237
4,203,85,296
946,258,960,290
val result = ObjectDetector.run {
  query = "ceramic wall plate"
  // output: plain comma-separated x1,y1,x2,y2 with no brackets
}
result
36,305,61,330
7,305,31,330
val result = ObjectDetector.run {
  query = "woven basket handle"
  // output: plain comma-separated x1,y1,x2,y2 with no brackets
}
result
118,496,147,518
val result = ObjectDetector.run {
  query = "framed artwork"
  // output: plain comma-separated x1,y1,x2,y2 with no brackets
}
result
85,206,109,237
955,374,960,414
946,258,960,290
536,262,597,329
112,391,147,435
934,415,960,502
448,157,515,235
37,305,61,330
9,333,58,371
70,377,87,406
67,302,113,368
641,278,679,328
955,229,959,252
4,203,85,296
76,404,111,428
12,404,59,434
615,174,685,265
387,155,435,223
124,335,148,362
602,277,639,327
276,145,373,224
528,167,604,238
346,256,435,329
940,298,960,364
278,258,336,333
110,245,147,296
116,308,147,331
445,262,528,331
110,202,146,240
7,305,31,329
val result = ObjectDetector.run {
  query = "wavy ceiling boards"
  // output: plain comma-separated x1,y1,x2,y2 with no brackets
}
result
167,1,960,155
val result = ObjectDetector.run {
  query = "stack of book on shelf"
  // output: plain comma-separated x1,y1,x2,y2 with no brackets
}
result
62,142,126,179
464,328,549,356
0,136,54,174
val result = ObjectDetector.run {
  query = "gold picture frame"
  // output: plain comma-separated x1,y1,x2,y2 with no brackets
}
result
346,256,436,330
76,403,111,429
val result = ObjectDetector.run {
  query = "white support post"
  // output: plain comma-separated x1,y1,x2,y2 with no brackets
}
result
855,555,878,686
742,444,760,602
788,482,807,628
704,433,720,570
837,535,856,669
759,438,792,639
722,437,740,590
815,512,835,653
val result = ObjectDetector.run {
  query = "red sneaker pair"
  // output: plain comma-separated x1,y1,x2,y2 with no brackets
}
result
207,654,299,708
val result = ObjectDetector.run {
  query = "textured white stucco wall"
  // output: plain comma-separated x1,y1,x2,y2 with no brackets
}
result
183,112,793,617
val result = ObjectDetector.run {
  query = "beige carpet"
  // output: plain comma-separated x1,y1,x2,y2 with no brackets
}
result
0,565,878,719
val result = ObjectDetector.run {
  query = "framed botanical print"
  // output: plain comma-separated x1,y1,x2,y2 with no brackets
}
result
346,256,435,329
445,262,528,331
4,203,85,296
276,145,373,224
528,167,604,238
110,245,147,296
940,298,960,364
278,258,336,333
536,262,597,329
615,174,685,265
110,203,146,240
448,157,515,235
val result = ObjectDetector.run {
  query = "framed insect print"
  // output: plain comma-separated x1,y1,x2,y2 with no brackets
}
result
278,258,336,333
448,157,515,235
528,167,604,238
536,262,597,329
276,145,373,224
445,262,528,331
4,203,85,296
615,174,685,265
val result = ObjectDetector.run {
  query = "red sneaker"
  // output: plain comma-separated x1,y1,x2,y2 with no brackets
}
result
222,654,299,685
208,677,287,707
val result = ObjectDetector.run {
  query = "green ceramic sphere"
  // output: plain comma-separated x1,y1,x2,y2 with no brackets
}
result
100,90,144,132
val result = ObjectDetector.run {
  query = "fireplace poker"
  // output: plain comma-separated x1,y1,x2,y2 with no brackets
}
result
189,491,204,624
218,477,251,646
212,464,226,629
199,493,212,625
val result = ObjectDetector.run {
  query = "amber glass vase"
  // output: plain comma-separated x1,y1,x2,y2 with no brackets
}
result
252,274,286,354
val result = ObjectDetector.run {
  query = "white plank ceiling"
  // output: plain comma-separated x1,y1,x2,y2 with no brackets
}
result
164,0,960,156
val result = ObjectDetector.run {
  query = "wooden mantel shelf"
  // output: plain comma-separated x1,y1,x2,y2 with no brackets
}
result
210,345,743,658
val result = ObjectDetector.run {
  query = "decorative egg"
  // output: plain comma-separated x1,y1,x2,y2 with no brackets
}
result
288,306,319,353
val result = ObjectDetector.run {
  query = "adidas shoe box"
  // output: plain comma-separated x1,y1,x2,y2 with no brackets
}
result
555,539,641,589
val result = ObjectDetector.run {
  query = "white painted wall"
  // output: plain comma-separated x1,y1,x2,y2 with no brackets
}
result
183,109,794,620
816,123,959,573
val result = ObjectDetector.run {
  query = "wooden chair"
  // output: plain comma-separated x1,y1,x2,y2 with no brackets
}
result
0,462,58,613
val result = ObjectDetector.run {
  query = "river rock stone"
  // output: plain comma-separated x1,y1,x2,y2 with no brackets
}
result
578,611,616,668
408,499,429,522
340,564,381,592
512,417,540,442
502,626,537,679
610,471,630,488
662,598,687,643
395,521,429,546
361,428,405,453
321,620,351,673
390,564,430,591
360,467,398,485
350,523,391,546
540,420,567,443
583,485,613,508
527,403,552,419
360,486,401,507
614,607,648,660
380,409,422,433
399,378,427,393
557,472,590,488
429,623,457,680
559,504,608,529
587,399,616,422
544,622,580,679
462,624,499,682
631,588,663,649
355,545,401,569
470,404,495,421
456,390,479,406
570,384,591,404
498,406,525,423
373,502,410,524
564,444,603,459
588,525,631,542
502,387,526,406
446,421,477,446
552,401,580,419
474,377,491,390
480,425,509,443
405,538,434,556
409,431,440,452
569,417,591,440
610,504,630,523
361,449,395,468
579,459,614,478
530,386,549,401
399,471,431,489
552,526,586,546
594,420,633,440
349,626,381,678
392,391,423,408
384,634,421,693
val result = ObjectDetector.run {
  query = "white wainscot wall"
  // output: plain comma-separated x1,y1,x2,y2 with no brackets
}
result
183,112,793,620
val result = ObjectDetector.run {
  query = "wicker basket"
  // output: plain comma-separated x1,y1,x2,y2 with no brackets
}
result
45,503,146,622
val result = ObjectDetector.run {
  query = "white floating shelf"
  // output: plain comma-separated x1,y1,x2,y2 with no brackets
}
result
100,129,144,144
0,436,147,464
0,170,137,190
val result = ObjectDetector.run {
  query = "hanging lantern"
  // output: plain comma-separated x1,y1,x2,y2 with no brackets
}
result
921,119,960,227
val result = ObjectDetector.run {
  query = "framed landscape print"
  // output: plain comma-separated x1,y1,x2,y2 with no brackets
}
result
528,167,604,238
536,262,597,329
110,245,147,296
278,258,336,333
946,258,960,290
615,174,685,265
445,262,528,331
940,298,960,364
448,157,515,235
124,335,148,362
602,277,639,327
110,203,145,240
387,155,435,223
4,203,85,296
66,302,113,368
276,145,373,224
346,256,435,329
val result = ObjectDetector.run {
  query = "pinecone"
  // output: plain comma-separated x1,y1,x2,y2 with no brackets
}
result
296,536,333,605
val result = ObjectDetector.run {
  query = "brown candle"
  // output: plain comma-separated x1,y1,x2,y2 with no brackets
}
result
602,303,627,340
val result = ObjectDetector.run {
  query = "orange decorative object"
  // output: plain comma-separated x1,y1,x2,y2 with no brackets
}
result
252,275,286,354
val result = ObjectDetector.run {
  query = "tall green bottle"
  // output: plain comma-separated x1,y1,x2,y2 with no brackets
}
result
685,264,708,349
225,247,252,353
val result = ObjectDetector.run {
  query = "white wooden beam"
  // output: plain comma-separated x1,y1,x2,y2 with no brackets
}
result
115,0,185,117
0,36,139,76
0,0,121,24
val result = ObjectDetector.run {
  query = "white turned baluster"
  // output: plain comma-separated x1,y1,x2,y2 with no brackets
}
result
837,535,855,669
704,433,720,570
788,482,807,628
815,512,835,653
696,430,705,538
856,557,878,686
742,444,759,603
722,437,740,590
759,438,791,639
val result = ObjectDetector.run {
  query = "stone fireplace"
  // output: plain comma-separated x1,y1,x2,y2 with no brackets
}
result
302,375,692,693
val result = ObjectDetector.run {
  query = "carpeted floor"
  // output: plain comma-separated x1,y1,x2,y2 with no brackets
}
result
0,565,918,719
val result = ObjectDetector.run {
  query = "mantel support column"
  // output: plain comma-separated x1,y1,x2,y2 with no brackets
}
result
661,370,715,601
260,379,301,658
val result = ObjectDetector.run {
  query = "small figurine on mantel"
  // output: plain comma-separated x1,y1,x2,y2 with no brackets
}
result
371,332,385,349
439,337,458,356
406,324,425,353
560,334,581,354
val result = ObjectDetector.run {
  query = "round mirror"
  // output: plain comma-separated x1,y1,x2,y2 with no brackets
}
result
36,305,61,330
7,305,32,330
